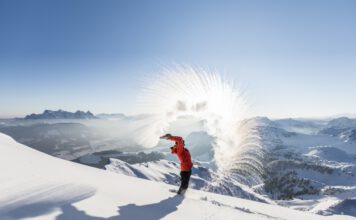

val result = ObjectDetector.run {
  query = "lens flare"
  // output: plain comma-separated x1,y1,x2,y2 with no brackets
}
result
135,66,263,184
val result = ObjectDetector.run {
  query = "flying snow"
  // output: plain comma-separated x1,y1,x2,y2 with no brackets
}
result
134,66,263,184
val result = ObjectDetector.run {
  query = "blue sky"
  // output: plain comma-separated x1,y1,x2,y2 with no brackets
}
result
1,0,355,118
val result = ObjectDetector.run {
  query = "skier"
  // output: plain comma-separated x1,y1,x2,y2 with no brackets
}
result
160,134,193,195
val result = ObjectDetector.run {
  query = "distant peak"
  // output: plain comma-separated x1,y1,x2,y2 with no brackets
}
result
24,109,97,120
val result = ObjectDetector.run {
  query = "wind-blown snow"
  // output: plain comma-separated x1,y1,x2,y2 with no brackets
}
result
1,133,351,219
134,66,263,184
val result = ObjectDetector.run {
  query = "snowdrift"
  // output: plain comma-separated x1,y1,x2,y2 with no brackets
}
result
0,133,352,220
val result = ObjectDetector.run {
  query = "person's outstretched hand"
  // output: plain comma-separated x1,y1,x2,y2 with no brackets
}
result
160,134,172,139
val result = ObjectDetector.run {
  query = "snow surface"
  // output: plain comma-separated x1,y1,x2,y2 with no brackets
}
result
105,158,269,202
0,133,353,220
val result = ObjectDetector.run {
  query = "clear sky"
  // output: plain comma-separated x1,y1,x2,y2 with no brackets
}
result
1,0,355,118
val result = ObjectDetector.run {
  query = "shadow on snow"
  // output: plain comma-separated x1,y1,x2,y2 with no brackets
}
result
1,184,183,220
57,195,184,220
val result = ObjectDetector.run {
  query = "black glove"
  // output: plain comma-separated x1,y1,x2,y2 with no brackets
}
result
160,133,172,139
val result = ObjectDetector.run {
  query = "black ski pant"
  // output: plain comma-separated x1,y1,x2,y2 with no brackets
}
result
179,170,192,191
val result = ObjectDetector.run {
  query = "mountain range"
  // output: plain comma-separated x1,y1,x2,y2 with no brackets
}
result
24,109,97,119
0,132,351,220
0,114,355,218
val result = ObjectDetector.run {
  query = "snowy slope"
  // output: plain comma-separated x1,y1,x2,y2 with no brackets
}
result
105,158,268,202
0,133,352,220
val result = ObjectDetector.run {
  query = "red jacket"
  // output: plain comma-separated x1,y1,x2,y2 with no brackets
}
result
169,136,193,171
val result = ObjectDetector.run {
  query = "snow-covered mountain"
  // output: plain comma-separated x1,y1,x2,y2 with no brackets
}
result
25,109,97,119
319,117,356,146
2,133,350,220
274,118,324,134
327,117,356,129
101,117,356,217
252,117,356,216
1,115,355,218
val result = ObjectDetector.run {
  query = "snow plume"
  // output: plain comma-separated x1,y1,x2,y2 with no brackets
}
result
135,66,264,185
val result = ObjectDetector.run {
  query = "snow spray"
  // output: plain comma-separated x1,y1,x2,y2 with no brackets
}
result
135,66,264,185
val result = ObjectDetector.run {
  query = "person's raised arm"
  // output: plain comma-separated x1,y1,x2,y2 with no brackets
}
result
160,134,184,154
168,136,184,154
